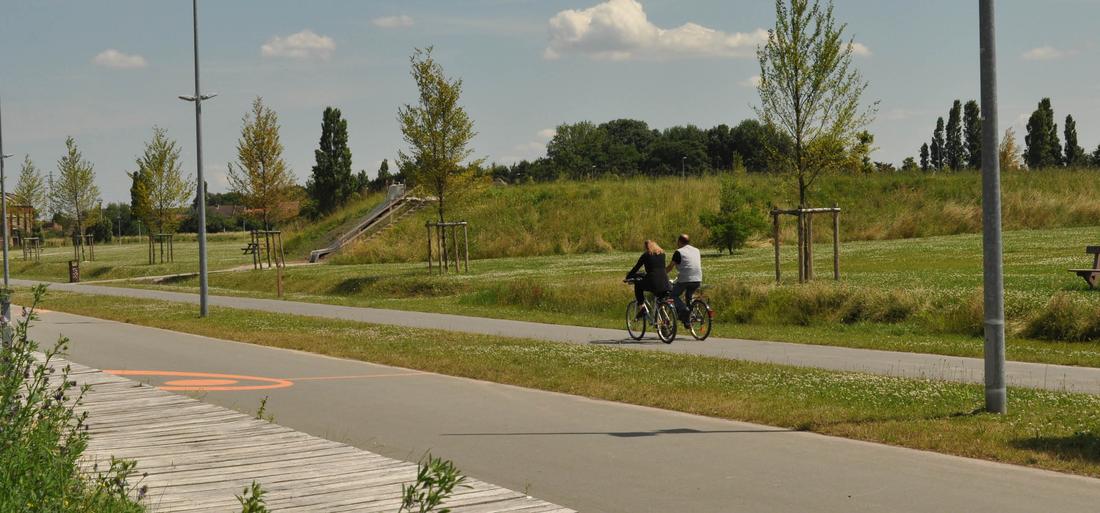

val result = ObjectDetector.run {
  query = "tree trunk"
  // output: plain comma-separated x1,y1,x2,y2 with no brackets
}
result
437,190,447,272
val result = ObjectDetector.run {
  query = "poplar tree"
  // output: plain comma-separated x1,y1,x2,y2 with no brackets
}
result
963,100,982,169
945,100,963,170
1024,98,1062,169
306,107,354,215
1063,114,1086,167
919,143,930,171
930,118,945,170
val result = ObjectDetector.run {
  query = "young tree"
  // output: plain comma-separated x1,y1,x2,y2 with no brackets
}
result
12,155,47,219
228,97,298,230
901,157,919,172
1063,114,1086,167
306,107,354,215
699,175,767,255
1024,98,1062,169
755,0,876,207
49,137,101,256
945,100,964,171
999,128,1023,172
963,100,982,169
133,127,193,234
397,47,481,225
919,143,930,171
930,117,945,171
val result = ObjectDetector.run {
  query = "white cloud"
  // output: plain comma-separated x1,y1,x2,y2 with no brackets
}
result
851,42,872,57
1022,46,1064,61
537,128,557,139
261,30,336,60
545,0,767,60
739,75,761,88
92,49,147,69
372,15,414,28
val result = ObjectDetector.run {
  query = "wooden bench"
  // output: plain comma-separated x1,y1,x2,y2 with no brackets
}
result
1069,245,1100,288
240,242,258,255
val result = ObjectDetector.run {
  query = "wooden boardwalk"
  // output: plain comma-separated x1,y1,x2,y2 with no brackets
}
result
62,359,573,512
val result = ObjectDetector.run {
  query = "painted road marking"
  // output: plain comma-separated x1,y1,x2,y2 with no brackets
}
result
104,370,427,391
105,370,293,392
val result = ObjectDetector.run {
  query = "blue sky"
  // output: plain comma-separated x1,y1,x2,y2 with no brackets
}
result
1,0,1098,202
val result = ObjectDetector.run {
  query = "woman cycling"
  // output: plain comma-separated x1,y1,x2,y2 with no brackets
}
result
624,239,671,318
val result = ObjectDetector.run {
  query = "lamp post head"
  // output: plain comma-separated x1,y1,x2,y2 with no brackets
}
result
0,154,12,160
179,93,218,102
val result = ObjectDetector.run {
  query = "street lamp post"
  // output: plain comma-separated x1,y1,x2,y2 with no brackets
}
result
979,0,1005,413
179,0,216,318
0,99,12,324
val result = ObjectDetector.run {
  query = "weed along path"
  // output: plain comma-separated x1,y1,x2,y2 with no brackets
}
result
20,279,1100,395
30,308,1100,513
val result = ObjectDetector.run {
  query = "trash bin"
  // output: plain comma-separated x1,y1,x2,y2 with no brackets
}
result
68,260,80,283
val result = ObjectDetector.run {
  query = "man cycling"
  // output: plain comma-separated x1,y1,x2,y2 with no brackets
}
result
666,233,702,328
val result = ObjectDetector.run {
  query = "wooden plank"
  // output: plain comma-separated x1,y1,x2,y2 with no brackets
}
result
48,356,574,513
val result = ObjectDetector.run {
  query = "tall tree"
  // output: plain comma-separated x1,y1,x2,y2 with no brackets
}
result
49,137,101,254
755,0,876,208
12,155,47,219
919,143,930,171
398,46,481,226
930,117,945,171
1063,114,1086,167
306,107,354,215
963,100,982,169
1024,98,1062,169
945,100,964,170
999,128,1023,172
133,127,193,234
227,97,298,230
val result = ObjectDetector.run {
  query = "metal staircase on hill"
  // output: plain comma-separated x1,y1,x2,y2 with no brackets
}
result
308,184,433,263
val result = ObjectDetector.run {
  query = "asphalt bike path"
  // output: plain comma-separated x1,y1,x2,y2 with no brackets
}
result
30,309,1100,513
20,279,1100,395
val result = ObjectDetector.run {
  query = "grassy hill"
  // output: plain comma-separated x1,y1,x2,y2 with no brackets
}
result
330,168,1100,264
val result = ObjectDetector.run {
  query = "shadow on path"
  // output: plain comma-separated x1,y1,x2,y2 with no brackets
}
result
442,427,795,438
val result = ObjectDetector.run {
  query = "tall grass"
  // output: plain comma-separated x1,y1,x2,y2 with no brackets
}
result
333,168,1100,263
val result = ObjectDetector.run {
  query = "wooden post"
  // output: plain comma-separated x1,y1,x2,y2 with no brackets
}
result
426,224,433,273
772,211,781,283
452,224,459,272
833,204,840,280
276,263,284,298
436,225,444,273
463,223,469,273
796,211,805,283
806,212,814,281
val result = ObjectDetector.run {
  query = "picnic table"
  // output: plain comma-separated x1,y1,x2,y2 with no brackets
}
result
1069,245,1100,288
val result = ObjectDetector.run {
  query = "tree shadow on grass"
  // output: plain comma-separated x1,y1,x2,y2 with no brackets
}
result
1011,432,1100,464
331,276,381,295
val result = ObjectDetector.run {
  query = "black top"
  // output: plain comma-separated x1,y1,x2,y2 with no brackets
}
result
627,252,671,293
671,250,682,264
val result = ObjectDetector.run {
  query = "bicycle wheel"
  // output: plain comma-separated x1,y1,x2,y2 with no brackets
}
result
626,301,646,340
689,299,713,341
655,301,677,344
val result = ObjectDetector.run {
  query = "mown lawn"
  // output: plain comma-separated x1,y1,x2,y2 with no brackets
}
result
31,290,1100,479
107,225,1100,365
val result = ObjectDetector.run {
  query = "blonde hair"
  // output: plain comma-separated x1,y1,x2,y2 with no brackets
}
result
644,239,664,255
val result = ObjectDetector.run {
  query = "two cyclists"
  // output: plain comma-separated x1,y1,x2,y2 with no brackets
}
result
624,234,703,329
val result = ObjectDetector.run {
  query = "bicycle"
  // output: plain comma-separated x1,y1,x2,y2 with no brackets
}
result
623,275,677,344
683,285,714,341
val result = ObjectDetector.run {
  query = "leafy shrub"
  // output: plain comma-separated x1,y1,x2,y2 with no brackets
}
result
699,175,768,255
0,285,146,512
400,454,469,513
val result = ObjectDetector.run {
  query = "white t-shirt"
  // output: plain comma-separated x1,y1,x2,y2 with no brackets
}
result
672,245,702,283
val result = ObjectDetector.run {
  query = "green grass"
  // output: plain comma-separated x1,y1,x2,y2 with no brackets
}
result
33,290,1100,479
281,190,385,259
116,225,1100,365
11,232,254,282
336,169,1100,263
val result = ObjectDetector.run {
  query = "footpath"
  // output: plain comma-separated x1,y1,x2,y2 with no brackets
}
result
34,309,1100,513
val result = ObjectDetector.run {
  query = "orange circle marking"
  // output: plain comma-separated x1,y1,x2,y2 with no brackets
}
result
163,378,239,387
105,370,293,392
